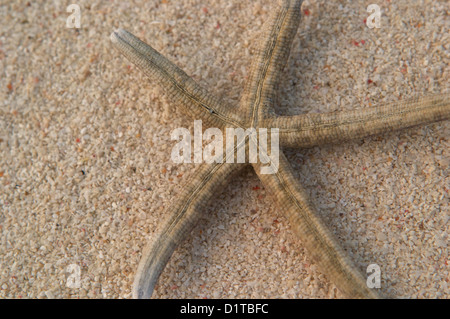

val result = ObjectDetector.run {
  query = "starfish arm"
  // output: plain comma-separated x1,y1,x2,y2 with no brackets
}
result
133,161,245,299
263,94,450,148
240,0,303,123
111,29,240,128
253,154,381,298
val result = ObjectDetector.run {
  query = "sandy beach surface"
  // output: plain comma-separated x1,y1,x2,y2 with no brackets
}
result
0,0,448,298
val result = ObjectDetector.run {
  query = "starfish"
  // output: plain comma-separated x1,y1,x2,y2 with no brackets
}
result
110,0,449,299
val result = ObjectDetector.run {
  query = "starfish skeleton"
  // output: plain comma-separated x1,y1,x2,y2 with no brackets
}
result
110,0,449,298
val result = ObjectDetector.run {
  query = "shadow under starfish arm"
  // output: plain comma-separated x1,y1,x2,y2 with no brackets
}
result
133,161,247,299
262,93,450,148
110,29,240,129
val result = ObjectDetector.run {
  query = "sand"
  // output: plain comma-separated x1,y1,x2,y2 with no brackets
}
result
0,0,448,298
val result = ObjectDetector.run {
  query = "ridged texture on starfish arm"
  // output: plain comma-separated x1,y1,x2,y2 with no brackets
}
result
240,0,303,123
254,154,380,298
264,93,450,148
133,161,245,299
110,29,240,129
